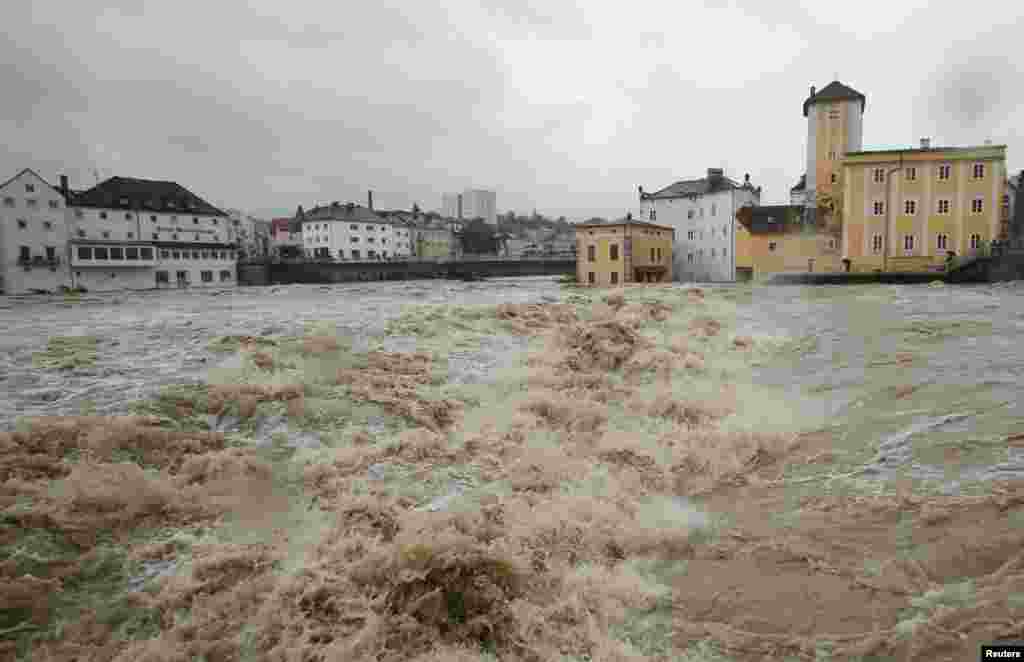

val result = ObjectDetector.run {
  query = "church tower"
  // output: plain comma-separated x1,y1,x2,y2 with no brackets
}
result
802,81,866,210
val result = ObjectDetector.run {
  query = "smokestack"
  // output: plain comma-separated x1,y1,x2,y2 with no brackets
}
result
367,190,373,210
920,138,931,150
457,194,463,220
744,173,750,185
810,85,816,97
59,174,69,197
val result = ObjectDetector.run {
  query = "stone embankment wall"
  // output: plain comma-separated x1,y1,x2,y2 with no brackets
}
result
237,259,575,286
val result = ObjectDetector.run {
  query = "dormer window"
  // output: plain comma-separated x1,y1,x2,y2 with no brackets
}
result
99,211,108,219
119,197,130,206
167,200,177,209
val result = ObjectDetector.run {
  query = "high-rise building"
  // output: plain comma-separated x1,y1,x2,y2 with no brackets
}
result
442,189,496,225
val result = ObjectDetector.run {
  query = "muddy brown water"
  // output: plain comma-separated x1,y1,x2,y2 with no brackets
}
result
2,278,1023,494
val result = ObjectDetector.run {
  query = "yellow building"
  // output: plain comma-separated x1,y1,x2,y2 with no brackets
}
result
575,220,674,286
841,141,1007,272
735,205,842,279
413,225,455,261
801,81,867,223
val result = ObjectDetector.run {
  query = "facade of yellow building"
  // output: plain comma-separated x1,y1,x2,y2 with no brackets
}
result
802,81,866,223
735,205,843,279
841,142,1007,272
575,221,674,286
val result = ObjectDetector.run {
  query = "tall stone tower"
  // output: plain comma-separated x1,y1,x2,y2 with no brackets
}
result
803,81,866,213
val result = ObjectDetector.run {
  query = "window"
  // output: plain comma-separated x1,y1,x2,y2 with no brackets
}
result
906,167,917,181
711,203,717,216
17,219,27,229
610,244,619,260
903,235,915,251
192,250,200,259
78,246,93,260
937,199,951,214
176,271,188,284
687,210,694,219
872,234,883,253
648,208,656,221
75,209,84,218
873,201,885,216
973,163,985,179
936,234,948,250
873,168,885,183
152,233,159,240
43,221,53,230
201,270,213,282
828,150,836,160
212,219,218,225
657,247,662,261
650,247,656,261
350,236,359,243
831,173,837,184
971,198,984,214
687,252,694,263
125,213,133,220
94,247,109,260
19,246,30,261
110,247,124,260
219,270,231,282
588,271,595,284
827,238,836,249
970,233,982,249
126,232,133,239
172,250,181,259
77,229,86,238
25,183,34,193
126,247,139,260
161,250,171,259
49,200,59,209
193,217,199,224
367,237,375,243
151,215,157,222
610,271,619,284
698,248,704,257
722,247,727,257
587,245,596,261
202,250,210,259
366,225,374,231
768,242,777,252
172,233,179,240
99,211,108,219
102,231,111,239
171,215,178,224
26,199,37,208
45,246,55,260
3,197,14,207
904,200,917,215
156,271,169,283
350,224,358,230
351,249,360,259
687,230,695,240
938,164,951,180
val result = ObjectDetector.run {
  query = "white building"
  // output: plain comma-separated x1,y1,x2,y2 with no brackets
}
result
0,168,71,294
442,189,497,226
639,168,761,282
63,175,236,291
300,202,413,260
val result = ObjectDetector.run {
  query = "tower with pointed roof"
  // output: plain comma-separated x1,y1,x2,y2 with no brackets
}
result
802,81,866,214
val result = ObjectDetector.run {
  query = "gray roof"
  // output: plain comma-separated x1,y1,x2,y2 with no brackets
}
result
303,203,386,224
68,176,227,216
643,175,748,200
803,80,866,117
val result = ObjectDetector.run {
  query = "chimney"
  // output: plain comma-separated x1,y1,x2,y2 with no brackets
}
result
744,173,750,185
367,190,374,210
810,85,816,97
984,139,992,146
920,138,931,150
457,194,463,220
707,168,724,183
59,174,69,197
638,185,644,199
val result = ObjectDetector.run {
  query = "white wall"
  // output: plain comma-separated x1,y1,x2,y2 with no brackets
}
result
70,207,228,244
640,183,759,282
303,219,412,259
0,170,72,294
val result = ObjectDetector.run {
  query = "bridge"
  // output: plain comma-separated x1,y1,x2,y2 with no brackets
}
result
236,256,576,287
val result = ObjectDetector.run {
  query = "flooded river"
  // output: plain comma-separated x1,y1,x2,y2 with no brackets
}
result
2,277,1022,494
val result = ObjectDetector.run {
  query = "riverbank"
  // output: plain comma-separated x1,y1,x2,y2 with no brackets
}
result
2,279,1023,661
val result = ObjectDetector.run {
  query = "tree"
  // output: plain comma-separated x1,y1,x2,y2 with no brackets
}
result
815,190,842,235
459,218,500,255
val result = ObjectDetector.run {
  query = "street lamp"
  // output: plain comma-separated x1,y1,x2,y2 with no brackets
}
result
883,154,904,273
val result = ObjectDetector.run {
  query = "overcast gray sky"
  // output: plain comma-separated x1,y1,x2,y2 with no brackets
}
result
2,1,1022,221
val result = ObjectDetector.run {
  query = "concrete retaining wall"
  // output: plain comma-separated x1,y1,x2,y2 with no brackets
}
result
237,259,575,286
